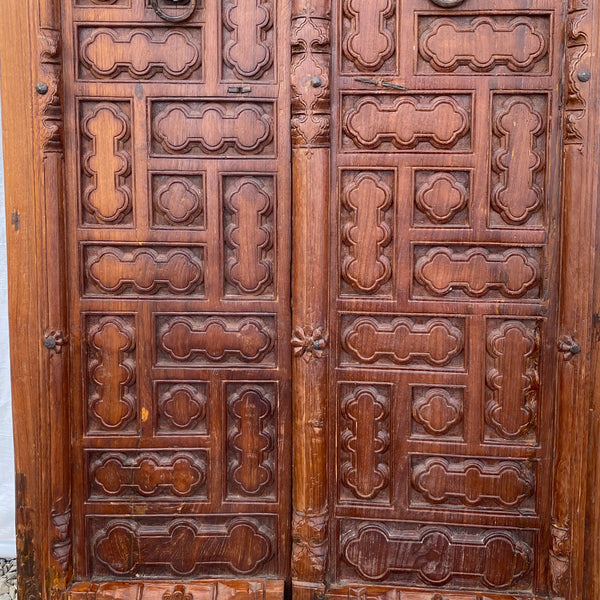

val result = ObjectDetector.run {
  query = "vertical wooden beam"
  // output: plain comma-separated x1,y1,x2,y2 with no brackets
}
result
0,0,45,599
290,1,331,599
0,0,69,598
553,1,598,599
582,0,600,597
38,0,71,596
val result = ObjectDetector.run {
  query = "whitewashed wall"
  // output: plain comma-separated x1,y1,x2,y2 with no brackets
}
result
0,100,16,558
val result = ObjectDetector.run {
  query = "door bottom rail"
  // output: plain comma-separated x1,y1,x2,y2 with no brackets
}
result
325,585,544,600
67,580,285,600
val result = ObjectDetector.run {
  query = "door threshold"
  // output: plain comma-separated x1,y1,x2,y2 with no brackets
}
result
67,580,285,600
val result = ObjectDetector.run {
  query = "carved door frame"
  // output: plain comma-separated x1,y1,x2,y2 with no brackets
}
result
1,0,600,599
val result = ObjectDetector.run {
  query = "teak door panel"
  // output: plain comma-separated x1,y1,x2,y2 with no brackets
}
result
1,1,600,600
327,0,560,594
60,0,292,588
289,1,600,600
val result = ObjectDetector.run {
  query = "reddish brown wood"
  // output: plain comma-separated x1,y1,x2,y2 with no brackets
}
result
556,2,599,599
38,0,72,594
59,0,292,583
327,585,546,600
1,0,600,599
321,0,591,598
290,1,331,597
0,2,46,598
68,580,285,600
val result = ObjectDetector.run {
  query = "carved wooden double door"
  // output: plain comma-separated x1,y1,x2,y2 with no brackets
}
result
30,0,588,598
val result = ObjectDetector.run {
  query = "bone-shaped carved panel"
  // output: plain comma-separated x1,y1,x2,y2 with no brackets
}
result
341,316,463,367
85,246,203,296
341,172,393,295
342,0,395,72
153,102,273,155
79,28,202,80
87,316,136,431
157,383,207,432
343,95,470,151
223,0,273,79
228,386,274,498
419,17,548,73
93,519,273,576
90,452,206,499
492,95,546,225
342,524,532,586
224,178,273,295
340,386,389,501
81,102,132,224
412,387,463,437
157,315,274,365
486,320,539,441
414,247,540,299
411,457,535,509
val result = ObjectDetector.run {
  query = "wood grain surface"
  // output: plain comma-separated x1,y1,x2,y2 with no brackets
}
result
0,0,599,599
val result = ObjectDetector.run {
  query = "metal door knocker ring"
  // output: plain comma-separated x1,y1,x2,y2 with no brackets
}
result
151,0,197,23
429,0,465,7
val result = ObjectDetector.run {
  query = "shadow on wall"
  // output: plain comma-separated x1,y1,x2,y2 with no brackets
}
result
0,96,16,558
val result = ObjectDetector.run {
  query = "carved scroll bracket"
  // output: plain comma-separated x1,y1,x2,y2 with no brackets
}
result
550,521,571,597
563,0,590,146
291,2,331,148
38,26,62,153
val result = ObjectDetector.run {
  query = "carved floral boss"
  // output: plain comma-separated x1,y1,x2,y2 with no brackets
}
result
291,325,328,361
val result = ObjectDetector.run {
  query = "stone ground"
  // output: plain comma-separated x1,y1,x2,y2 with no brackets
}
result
0,558,16,600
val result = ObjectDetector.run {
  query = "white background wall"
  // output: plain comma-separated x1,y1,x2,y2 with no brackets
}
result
0,100,16,558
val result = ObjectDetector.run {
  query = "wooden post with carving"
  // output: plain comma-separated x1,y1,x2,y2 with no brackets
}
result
290,0,331,598
38,0,71,596
0,0,70,598
553,1,597,599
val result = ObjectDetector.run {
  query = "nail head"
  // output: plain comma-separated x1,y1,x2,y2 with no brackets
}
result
578,69,591,82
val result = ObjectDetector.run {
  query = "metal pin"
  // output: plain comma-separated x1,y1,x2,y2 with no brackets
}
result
354,77,407,91
382,81,407,90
